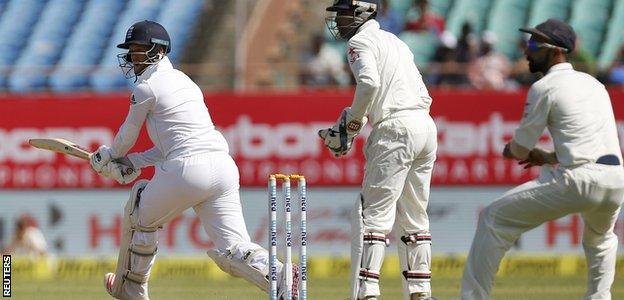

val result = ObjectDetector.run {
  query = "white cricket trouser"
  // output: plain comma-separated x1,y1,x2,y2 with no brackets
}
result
461,163,624,300
126,151,266,298
353,110,437,299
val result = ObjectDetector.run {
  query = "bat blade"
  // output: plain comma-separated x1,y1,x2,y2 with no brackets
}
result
28,138,92,160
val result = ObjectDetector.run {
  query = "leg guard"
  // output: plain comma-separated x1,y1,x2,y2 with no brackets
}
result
207,243,282,293
108,180,160,300
398,231,432,300
351,196,389,300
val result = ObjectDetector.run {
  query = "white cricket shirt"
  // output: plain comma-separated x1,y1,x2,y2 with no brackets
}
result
346,20,432,125
513,63,622,167
111,57,229,168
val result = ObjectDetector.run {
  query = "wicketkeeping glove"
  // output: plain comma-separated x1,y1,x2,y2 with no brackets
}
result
318,107,367,157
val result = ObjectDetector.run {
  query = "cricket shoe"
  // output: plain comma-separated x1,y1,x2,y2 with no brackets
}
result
277,264,300,300
104,272,150,300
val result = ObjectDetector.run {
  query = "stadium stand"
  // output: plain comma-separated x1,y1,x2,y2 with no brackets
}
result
486,0,531,60
598,0,624,70
526,0,572,28
0,0,622,91
89,0,164,91
445,0,492,38
9,0,86,92
0,0,206,92
0,0,46,89
49,0,127,92
569,0,611,57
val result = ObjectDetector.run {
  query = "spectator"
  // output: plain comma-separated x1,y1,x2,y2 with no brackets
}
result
299,34,349,87
607,45,624,85
404,0,445,35
456,22,479,65
468,31,513,90
2,215,47,256
428,31,466,87
377,0,403,36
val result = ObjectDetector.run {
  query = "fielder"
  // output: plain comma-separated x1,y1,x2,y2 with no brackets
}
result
319,1,437,299
460,19,624,300
91,20,299,300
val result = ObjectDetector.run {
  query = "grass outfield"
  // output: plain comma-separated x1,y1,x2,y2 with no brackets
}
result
11,274,624,300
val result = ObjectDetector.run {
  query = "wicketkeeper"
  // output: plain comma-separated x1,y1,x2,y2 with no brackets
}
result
90,20,299,300
319,1,438,299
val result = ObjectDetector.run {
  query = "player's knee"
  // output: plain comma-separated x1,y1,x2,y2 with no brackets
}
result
582,229,617,248
479,204,497,224
125,179,161,232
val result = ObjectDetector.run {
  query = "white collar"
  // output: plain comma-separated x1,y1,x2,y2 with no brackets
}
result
137,56,173,81
355,19,379,35
547,62,573,74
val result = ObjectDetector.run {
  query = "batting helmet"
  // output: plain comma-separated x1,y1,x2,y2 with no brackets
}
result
325,0,379,40
116,21,171,79
117,20,171,53
326,0,379,12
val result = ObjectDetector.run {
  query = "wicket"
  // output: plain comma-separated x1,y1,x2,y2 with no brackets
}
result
268,174,307,300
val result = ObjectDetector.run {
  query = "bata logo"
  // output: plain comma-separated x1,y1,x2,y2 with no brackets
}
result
437,113,532,157
221,116,357,159
437,114,624,157
0,127,113,163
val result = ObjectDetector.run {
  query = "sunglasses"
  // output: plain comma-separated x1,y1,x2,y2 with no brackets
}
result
526,40,569,52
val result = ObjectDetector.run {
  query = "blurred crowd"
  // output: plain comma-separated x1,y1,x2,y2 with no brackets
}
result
1,215,47,257
299,0,624,90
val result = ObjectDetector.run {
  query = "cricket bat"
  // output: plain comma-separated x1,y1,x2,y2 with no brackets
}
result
28,138,92,160
28,138,135,175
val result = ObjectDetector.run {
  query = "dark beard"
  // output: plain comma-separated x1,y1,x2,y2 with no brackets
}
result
528,54,549,74
338,25,359,40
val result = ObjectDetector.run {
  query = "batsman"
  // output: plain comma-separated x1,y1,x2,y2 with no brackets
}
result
319,1,438,299
90,20,299,299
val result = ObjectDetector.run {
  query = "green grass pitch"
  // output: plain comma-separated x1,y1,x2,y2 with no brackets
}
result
11,273,624,299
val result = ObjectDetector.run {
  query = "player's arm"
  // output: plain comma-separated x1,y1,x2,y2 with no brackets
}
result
348,37,380,121
111,82,155,157
505,84,555,163
127,147,164,169
90,82,153,176
502,140,530,160
317,38,378,156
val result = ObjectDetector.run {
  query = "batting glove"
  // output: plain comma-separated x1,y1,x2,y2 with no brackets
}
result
90,145,113,174
104,158,140,185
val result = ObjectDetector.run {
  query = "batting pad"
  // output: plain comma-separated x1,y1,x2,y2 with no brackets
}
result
351,197,388,299
109,180,161,300
398,231,432,299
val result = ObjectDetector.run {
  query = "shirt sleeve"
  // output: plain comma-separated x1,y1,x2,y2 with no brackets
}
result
111,82,155,157
512,84,552,149
347,37,380,119
127,147,164,169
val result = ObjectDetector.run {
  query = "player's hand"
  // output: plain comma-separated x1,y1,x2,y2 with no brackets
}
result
502,143,514,159
90,145,113,174
318,126,349,157
105,159,140,185
318,107,367,157
518,148,557,169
